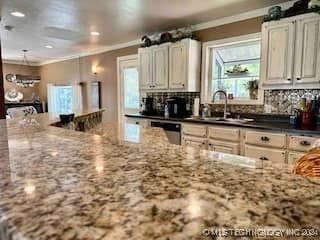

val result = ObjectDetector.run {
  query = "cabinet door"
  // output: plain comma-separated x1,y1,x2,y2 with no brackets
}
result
139,48,153,90
294,16,320,85
208,140,239,155
152,46,169,89
261,21,295,86
288,151,304,165
169,42,187,89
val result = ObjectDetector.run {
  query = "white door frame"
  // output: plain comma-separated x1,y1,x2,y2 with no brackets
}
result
117,54,139,124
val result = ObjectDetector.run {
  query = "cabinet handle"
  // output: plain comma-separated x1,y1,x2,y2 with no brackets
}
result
260,156,269,161
287,78,291,81
260,136,270,142
296,77,301,81
300,140,311,146
208,143,212,146
202,142,206,145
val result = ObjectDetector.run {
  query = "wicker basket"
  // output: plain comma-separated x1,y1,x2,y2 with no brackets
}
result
292,148,320,178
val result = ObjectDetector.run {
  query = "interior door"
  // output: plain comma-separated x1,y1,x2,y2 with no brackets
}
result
261,20,295,86
118,56,139,124
294,16,320,85
169,42,187,89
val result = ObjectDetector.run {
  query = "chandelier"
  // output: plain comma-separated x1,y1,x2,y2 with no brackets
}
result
5,50,41,88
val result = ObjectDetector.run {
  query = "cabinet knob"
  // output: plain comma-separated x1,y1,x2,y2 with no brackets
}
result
260,156,269,161
260,136,270,142
287,78,291,81
296,77,301,81
182,84,185,87
300,140,311,146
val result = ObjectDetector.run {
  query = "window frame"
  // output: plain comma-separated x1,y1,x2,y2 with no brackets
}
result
201,32,264,105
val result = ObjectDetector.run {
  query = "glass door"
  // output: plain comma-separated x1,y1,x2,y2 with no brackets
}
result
117,55,139,123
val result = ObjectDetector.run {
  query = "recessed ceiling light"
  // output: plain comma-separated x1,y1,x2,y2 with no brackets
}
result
90,31,100,36
45,45,53,49
11,11,25,18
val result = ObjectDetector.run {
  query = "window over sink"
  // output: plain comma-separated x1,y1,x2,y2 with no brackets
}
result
202,33,264,105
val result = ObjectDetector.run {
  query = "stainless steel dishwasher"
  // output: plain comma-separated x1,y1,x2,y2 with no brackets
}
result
150,121,181,145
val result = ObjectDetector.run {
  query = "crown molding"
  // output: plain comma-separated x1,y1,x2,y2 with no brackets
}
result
2,59,41,66
28,1,296,66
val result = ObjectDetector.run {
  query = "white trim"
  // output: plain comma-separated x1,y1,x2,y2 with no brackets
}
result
201,32,264,105
5,1,295,66
116,54,139,124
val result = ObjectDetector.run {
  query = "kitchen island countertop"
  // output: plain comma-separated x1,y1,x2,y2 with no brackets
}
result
0,112,320,239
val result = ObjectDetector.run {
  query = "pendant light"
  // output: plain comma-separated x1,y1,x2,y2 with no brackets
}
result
5,50,41,88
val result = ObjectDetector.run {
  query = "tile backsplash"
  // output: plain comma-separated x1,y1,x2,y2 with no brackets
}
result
211,89,320,115
145,89,320,116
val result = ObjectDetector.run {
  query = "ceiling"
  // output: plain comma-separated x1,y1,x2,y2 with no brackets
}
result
1,0,288,64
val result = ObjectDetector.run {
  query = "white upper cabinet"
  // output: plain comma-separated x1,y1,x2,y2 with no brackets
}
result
139,48,153,90
138,38,201,92
261,13,320,89
294,15,320,86
169,39,201,91
169,42,187,89
152,45,169,89
261,20,295,86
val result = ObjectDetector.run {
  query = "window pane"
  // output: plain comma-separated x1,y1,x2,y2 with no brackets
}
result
211,40,261,100
124,67,139,109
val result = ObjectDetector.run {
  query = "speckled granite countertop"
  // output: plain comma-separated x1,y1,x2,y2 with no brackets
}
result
0,114,320,240
126,113,320,136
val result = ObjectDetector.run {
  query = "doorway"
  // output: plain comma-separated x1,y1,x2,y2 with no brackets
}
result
117,55,139,124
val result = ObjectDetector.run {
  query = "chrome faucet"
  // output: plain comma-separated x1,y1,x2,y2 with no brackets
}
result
212,90,228,119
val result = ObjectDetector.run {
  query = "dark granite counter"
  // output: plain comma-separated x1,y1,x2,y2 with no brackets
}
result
126,113,320,136
0,114,319,239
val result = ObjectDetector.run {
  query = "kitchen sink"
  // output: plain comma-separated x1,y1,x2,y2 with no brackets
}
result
200,117,254,123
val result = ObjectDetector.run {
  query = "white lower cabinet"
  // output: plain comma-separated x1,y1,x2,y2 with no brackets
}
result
288,135,317,152
182,136,207,149
180,122,319,165
245,131,286,148
208,140,239,154
287,151,304,165
182,124,207,138
126,117,149,127
245,144,286,163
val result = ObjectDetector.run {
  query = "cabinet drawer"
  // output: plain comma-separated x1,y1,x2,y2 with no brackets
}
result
126,118,149,127
288,135,317,152
182,136,207,149
287,151,304,165
245,131,286,148
245,145,286,163
208,140,239,155
182,124,207,138
208,127,240,141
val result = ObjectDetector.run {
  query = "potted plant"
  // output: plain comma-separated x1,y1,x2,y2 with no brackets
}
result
246,80,259,100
